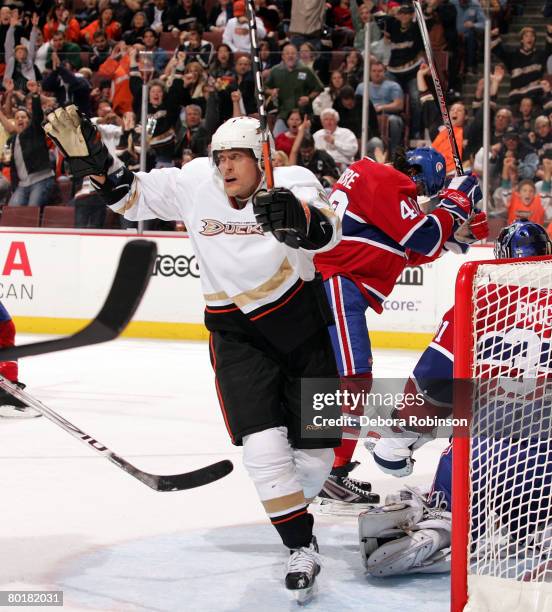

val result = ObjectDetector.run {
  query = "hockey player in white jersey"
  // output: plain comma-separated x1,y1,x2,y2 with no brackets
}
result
43,107,342,602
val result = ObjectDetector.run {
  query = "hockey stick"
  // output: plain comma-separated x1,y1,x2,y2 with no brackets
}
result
0,374,233,491
0,240,155,361
413,0,463,176
246,0,274,188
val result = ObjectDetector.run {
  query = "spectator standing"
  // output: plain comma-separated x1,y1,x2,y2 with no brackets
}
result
4,13,41,93
490,127,539,189
141,29,168,75
223,1,266,53
97,41,132,115
288,0,326,50
145,0,172,34
122,12,149,46
43,2,81,43
130,47,190,167
313,69,346,117
75,0,99,29
339,48,363,90
180,23,214,69
89,29,113,72
7,86,54,207
177,103,209,157
313,107,358,171
81,7,121,44
265,43,323,136
46,30,82,70
450,0,485,75
491,25,552,107
42,51,92,115
168,0,207,34
532,115,552,162
209,43,234,79
208,0,233,33
274,108,302,156
377,2,424,139
357,60,404,157
289,125,340,188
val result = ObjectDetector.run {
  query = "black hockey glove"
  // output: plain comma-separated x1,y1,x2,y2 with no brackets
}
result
43,105,111,179
253,187,310,249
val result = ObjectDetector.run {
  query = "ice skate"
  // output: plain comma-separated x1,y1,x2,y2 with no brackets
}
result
285,536,321,605
0,384,40,419
316,464,380,515
329,461,372,491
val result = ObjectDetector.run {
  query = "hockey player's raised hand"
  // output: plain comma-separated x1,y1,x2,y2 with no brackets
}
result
44,105,110,178
253,187,310,249
437,173,483,222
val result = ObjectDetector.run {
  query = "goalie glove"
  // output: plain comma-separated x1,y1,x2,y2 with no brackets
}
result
43,105,111,178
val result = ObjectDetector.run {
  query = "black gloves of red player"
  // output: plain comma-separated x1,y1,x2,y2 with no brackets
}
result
43,105,112,178
253,188,311,249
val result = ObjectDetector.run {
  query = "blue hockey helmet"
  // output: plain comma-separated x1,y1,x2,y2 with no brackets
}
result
405,147,446,197
494,220,552,259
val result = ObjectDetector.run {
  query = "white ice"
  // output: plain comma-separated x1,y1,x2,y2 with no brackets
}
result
1,337,451,612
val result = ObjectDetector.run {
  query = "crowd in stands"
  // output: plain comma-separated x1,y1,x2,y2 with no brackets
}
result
0,0,551,237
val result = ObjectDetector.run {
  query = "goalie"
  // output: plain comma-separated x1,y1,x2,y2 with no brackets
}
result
359,220,552,577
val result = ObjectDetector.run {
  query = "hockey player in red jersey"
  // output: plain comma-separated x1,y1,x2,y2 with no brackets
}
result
314,147,487,505
358,220,552,577
0,301,34,418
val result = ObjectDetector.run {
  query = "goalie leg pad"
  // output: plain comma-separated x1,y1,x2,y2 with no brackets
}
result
358,502,423,566
366,527,451,577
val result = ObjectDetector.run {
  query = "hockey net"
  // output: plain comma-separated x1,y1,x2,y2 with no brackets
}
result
451,257,552,612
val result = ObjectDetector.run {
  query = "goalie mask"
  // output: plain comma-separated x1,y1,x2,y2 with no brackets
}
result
405,147,446,198
211,116,274,173
494,220,552,260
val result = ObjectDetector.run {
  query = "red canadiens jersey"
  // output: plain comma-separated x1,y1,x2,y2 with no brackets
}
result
474,284,552,379
315,157,453,313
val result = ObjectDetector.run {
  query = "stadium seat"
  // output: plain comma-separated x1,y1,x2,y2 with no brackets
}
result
41,206,75,228
56,178,73,204
203,30,223,49
0,206,40,227
330,50,346,71
488,217,507,241
160,32,179,51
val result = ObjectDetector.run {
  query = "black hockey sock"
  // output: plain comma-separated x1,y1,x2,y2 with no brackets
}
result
270,507,313,549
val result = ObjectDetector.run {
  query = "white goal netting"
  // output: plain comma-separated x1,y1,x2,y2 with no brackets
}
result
462,259,552,612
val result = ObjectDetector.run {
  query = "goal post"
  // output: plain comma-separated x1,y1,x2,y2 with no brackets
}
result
451,256,552,612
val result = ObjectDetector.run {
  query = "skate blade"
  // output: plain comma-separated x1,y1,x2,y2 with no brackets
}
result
314,497,378,517
0,405,41,419
290,582,317,606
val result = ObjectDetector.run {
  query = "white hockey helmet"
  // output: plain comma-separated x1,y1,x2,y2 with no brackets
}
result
211,116,274,165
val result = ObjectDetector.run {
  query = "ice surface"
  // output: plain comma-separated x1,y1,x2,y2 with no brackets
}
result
0,337,450,611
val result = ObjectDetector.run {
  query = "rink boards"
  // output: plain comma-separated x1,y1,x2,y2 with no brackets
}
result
0,229,493,349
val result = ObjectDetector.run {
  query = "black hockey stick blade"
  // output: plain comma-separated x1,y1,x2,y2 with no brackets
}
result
112,456,235,492
0,240,156,360
0,374,234,492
